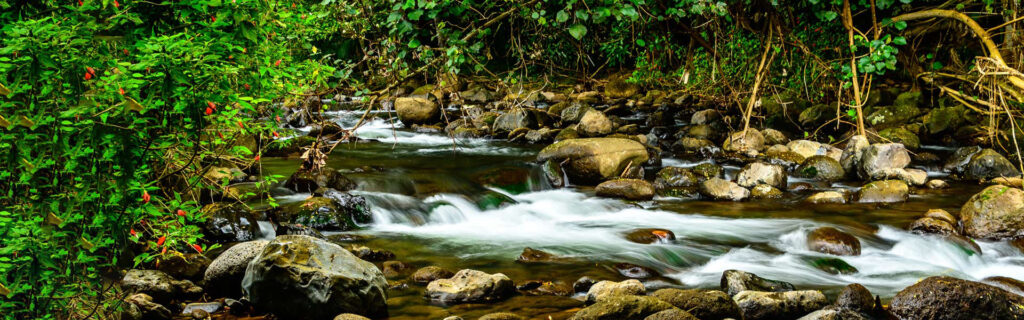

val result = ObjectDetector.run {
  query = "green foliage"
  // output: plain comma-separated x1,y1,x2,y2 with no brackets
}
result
0,0,333,318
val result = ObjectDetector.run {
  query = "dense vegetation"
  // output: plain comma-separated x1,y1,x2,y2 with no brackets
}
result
1,0,1022,318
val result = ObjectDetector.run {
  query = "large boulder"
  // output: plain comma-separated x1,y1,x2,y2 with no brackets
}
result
242,235,388,320
787,140,827,159
121,269,202,302
395,97,440,125
570,295,675,320
586,279,646,303
493,109,537,135
856,180,909,203
806,227,861,256
733,290,828,320
204,240,269,297
700,178,750,201
720,270,795,296
537,138,648,185
736,162,787,189
425,269,514,304
943,146,982,173
578,109,614,137
596,179,655,200
890,276,1024,320
858,143,910,179
200,203,262,243
964,148,1021,180
797,156,846,181
960,185,1024,239
650,288,742,320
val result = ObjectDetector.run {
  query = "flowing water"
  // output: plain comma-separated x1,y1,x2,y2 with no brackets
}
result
260,110,1024,319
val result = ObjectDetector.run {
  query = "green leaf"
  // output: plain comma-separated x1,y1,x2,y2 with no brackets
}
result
407,9,424,21
567,24,587,40
575,10,590,21
932,61,944,70
408,38,421,48
893,36,907,46
894,21,908,30
556,10,569,23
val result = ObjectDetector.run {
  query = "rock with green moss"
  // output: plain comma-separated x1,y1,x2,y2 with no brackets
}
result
201,203,262,243
396,97,440,125
596,179,655,200
798,156,845,181
798,103,831,127
650,288,741,320
865,91,922,127
275,193,370,231
960,184,1024,240
878,127,920,150
965,148,1021,180
571,295,675,320
924,106,966,134
605,73,641,99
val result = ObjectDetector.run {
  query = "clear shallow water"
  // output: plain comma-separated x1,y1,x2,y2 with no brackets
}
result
260,111,1024,319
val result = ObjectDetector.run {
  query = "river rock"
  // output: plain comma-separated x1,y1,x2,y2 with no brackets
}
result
839,135,869,174
720,270,795,296
426,269,514,304
333,314,371,320
203,240,269,296
890,276,1024,320
537,138,648,184
965,148,1021,180
807,227,861,256
736,162,787,188
571,295,675,320
654,167,699,189
733,290,828,320
797,308,871,320
586,279,645,303
836,283,874,312
856,180,909,203
751,184,784,199
700,178,750,201
624,228,676,244
943,146,982,173
275,194,370,231
690,109,720,125
122,293,172,320
561,103,592,123
643,309,698,320
516,247,570,264
908,217,956,235
858,143,910,179
926,179,949,189
155,253,209,281
395,97,440,125
579,109,614,137
200,202,262,242
493,109,537,135
763,128,789,145
605,73,641,99
650,288,742,320
798,156,846,181
121,269,202,302
595,179,655,200
787,140,826,159
411,266,455,284
925,208,956,224
479,313,524,320
242,235,388,319
960,184,1024,239
723,130,766,155
284,169,357,193
806,191,846,204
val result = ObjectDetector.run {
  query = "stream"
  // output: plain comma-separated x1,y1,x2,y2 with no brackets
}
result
260,109,1024,319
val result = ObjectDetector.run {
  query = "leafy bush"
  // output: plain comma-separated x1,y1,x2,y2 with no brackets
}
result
0,0,333,318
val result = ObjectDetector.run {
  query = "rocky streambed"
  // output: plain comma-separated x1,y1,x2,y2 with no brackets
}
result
121,84,1024,320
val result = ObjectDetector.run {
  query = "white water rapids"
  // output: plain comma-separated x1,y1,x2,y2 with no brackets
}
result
291,110,1024,298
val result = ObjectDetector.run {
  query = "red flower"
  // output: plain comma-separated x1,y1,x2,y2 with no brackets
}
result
211,16,216,23
237,121,244,129
207,101,216,110
141,191,150,204
275,115,281,122
176,209,186,217
78,0,83,6
113,0,119,8
274,59,281,67
192,244,203,253
86,67,95,75
84,72,92,80
156,236,165,246
254,155,261,161
205,107,213,115
244,84,251,90
130,229,137,237
123,49,129,55
161,247,167,254
272,131,280,138
217,132,224,139
118,87,125,96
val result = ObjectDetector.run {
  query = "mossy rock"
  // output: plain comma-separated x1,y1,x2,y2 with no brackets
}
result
878,127,921,150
